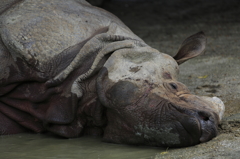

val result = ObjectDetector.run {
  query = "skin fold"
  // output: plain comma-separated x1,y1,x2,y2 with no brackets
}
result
0,0,224,147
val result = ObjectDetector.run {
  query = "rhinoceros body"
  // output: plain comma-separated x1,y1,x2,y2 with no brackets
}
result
0,0,224,147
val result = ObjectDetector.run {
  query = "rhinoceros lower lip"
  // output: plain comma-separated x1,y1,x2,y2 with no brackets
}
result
197,115,217,143
170,104,217,145
183,112,217,144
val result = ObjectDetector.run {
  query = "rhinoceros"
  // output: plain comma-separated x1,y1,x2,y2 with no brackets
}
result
0,0,224,147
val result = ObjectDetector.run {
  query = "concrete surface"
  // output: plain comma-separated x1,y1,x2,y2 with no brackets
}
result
101,0,240,158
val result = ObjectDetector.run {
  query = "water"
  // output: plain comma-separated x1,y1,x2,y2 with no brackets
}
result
0,134,164,159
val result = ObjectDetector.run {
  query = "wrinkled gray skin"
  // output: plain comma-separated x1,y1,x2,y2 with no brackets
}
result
0,0,224,147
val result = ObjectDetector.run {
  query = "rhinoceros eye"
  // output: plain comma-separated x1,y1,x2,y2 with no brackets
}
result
170,83,178,90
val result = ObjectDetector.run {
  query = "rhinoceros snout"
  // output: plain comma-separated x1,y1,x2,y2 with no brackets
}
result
198,96,225,143
169,95,225,146
191,96,224,143
196,110,218,143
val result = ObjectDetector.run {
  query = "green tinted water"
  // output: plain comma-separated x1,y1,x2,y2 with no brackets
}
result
0,134,165,159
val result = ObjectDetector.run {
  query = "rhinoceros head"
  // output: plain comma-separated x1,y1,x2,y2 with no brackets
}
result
97,32,224,147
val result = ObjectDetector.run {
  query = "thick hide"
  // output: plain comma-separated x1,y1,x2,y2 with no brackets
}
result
0,0,224,147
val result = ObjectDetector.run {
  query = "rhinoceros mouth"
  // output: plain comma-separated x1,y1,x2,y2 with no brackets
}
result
178,111,218,146
170,104,218,145
197,111,218,143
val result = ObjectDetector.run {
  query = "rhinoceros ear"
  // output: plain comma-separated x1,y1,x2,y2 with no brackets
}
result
173,31,206,65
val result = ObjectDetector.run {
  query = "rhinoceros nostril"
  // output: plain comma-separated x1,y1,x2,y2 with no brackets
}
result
198,111,210,121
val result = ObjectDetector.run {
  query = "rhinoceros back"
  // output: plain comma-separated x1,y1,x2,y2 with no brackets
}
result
0,0,134,75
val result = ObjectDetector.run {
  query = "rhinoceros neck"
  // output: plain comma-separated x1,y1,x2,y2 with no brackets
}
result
79,76,105,122
78,75,107,135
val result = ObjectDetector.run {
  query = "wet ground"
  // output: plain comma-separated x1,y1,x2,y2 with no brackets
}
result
0,134,163,159
1,0,240,159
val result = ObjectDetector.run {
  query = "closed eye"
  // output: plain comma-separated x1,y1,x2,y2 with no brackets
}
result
170,83,178,90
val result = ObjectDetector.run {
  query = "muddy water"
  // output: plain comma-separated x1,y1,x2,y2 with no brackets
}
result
0,134,164,159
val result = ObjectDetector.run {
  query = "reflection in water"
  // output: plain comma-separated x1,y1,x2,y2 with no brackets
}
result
0,134,164,159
